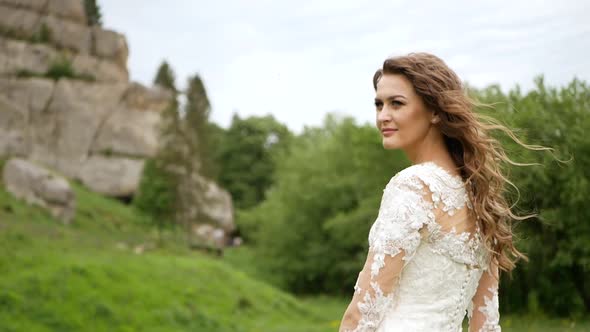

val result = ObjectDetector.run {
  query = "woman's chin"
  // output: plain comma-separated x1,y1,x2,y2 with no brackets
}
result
383,140,399,150
382,138,399,150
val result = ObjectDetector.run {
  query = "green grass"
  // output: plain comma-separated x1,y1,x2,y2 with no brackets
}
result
0,178,334,331
0,166,588,331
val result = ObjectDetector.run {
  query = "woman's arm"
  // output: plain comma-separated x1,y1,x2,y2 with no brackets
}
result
339,247,407,332
468,259,501,332
339,173,433,332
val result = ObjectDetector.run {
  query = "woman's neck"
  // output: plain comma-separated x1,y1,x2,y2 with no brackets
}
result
404,135,457,171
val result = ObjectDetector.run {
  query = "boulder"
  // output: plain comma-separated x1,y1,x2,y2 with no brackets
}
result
91,106,161,157
179,173,235,233
2,157,75,224
77,155,144,197
195,174,235,232
192,223,228,248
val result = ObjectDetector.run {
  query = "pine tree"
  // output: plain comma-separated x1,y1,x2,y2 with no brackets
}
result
183,74,214,178
153,61,176,91
84,0,103,26
133,61,182,243
136,67,219,246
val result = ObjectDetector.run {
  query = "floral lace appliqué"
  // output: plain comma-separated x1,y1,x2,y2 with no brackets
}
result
340,162,494,332
352,282,396,332
478,287,501,332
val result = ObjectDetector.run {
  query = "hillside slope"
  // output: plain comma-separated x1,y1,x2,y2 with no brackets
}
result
0,172,339,332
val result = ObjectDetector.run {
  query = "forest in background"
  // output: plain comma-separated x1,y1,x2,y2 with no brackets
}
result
140,56,589,318
78,1,590,317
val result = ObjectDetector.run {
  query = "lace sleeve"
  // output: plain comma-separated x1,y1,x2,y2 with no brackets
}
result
339,174,433,332
468,258,501,332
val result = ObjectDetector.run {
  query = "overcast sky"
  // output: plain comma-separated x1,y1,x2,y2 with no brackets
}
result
100,0,590,132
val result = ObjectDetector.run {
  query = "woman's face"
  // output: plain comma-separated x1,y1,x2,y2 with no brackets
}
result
374,73,437,151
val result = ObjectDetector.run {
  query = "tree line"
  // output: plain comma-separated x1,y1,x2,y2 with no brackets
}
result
133,60,590,316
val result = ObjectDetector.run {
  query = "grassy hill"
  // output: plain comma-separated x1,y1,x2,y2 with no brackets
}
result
1,160,589,332
0,165,342,332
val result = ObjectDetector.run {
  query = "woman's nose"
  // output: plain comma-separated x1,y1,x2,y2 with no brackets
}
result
377,109,392,123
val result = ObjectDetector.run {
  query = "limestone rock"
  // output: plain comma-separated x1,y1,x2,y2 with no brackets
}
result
0,96,29,156
0,77,55,160
0,5,43,40
3,157,75,224
0,37,58,75
78,155,144,197
0,77,54,115
122,82,172,111
182,174,235,233
197,175,235,232
47,0,86,25
192,223,228,248
91,106,161,157
92,27,128,69
0,0,49,12
0,77,173,196
72,53,128,82
49,79,127,178
42,15,91,54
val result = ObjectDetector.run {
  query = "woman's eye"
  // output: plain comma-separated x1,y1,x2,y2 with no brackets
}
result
374,102,383,109
391,100,404,106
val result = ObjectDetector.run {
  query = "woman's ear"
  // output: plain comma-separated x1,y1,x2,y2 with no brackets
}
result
431,113,441,124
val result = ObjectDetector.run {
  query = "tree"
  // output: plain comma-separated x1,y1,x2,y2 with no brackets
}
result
183,74,214,178
133,159,176,243
215,114,292,210
133,61,181,242
241,78,590,317
84,0,102,26
240,114,407,292
153,61,176,91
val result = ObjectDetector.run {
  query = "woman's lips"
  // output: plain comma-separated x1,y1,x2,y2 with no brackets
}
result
381,128,398,137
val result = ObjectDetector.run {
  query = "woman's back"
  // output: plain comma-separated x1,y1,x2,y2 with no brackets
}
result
340,162,500,332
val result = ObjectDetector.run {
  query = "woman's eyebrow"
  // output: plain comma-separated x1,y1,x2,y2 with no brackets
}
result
386,95,407,100
375,95,407,103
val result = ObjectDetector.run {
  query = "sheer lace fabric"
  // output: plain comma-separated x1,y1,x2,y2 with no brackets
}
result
339,162,501,332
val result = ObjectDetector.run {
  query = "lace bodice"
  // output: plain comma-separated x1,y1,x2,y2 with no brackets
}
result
340,162,501,332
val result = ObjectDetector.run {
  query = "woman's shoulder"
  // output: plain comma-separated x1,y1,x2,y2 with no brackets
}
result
387,162,470,209
389,162,463,187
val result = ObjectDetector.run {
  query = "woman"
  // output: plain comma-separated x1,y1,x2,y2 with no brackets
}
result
339,53,547,331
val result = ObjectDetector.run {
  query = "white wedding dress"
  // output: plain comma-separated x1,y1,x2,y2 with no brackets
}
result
340,162,501,332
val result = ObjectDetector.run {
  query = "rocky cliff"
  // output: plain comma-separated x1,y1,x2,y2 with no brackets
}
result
0,0,169,197
0,0,235,240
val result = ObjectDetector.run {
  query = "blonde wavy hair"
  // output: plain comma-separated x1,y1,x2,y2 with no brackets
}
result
373,52,553,273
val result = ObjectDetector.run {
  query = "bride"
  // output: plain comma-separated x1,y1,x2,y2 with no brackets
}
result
339,53,541,331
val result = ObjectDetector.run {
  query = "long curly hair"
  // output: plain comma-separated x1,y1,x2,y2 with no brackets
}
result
373,52,552,273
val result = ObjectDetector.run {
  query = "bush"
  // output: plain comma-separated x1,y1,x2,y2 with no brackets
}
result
133,159,179,240
45,58,76,80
